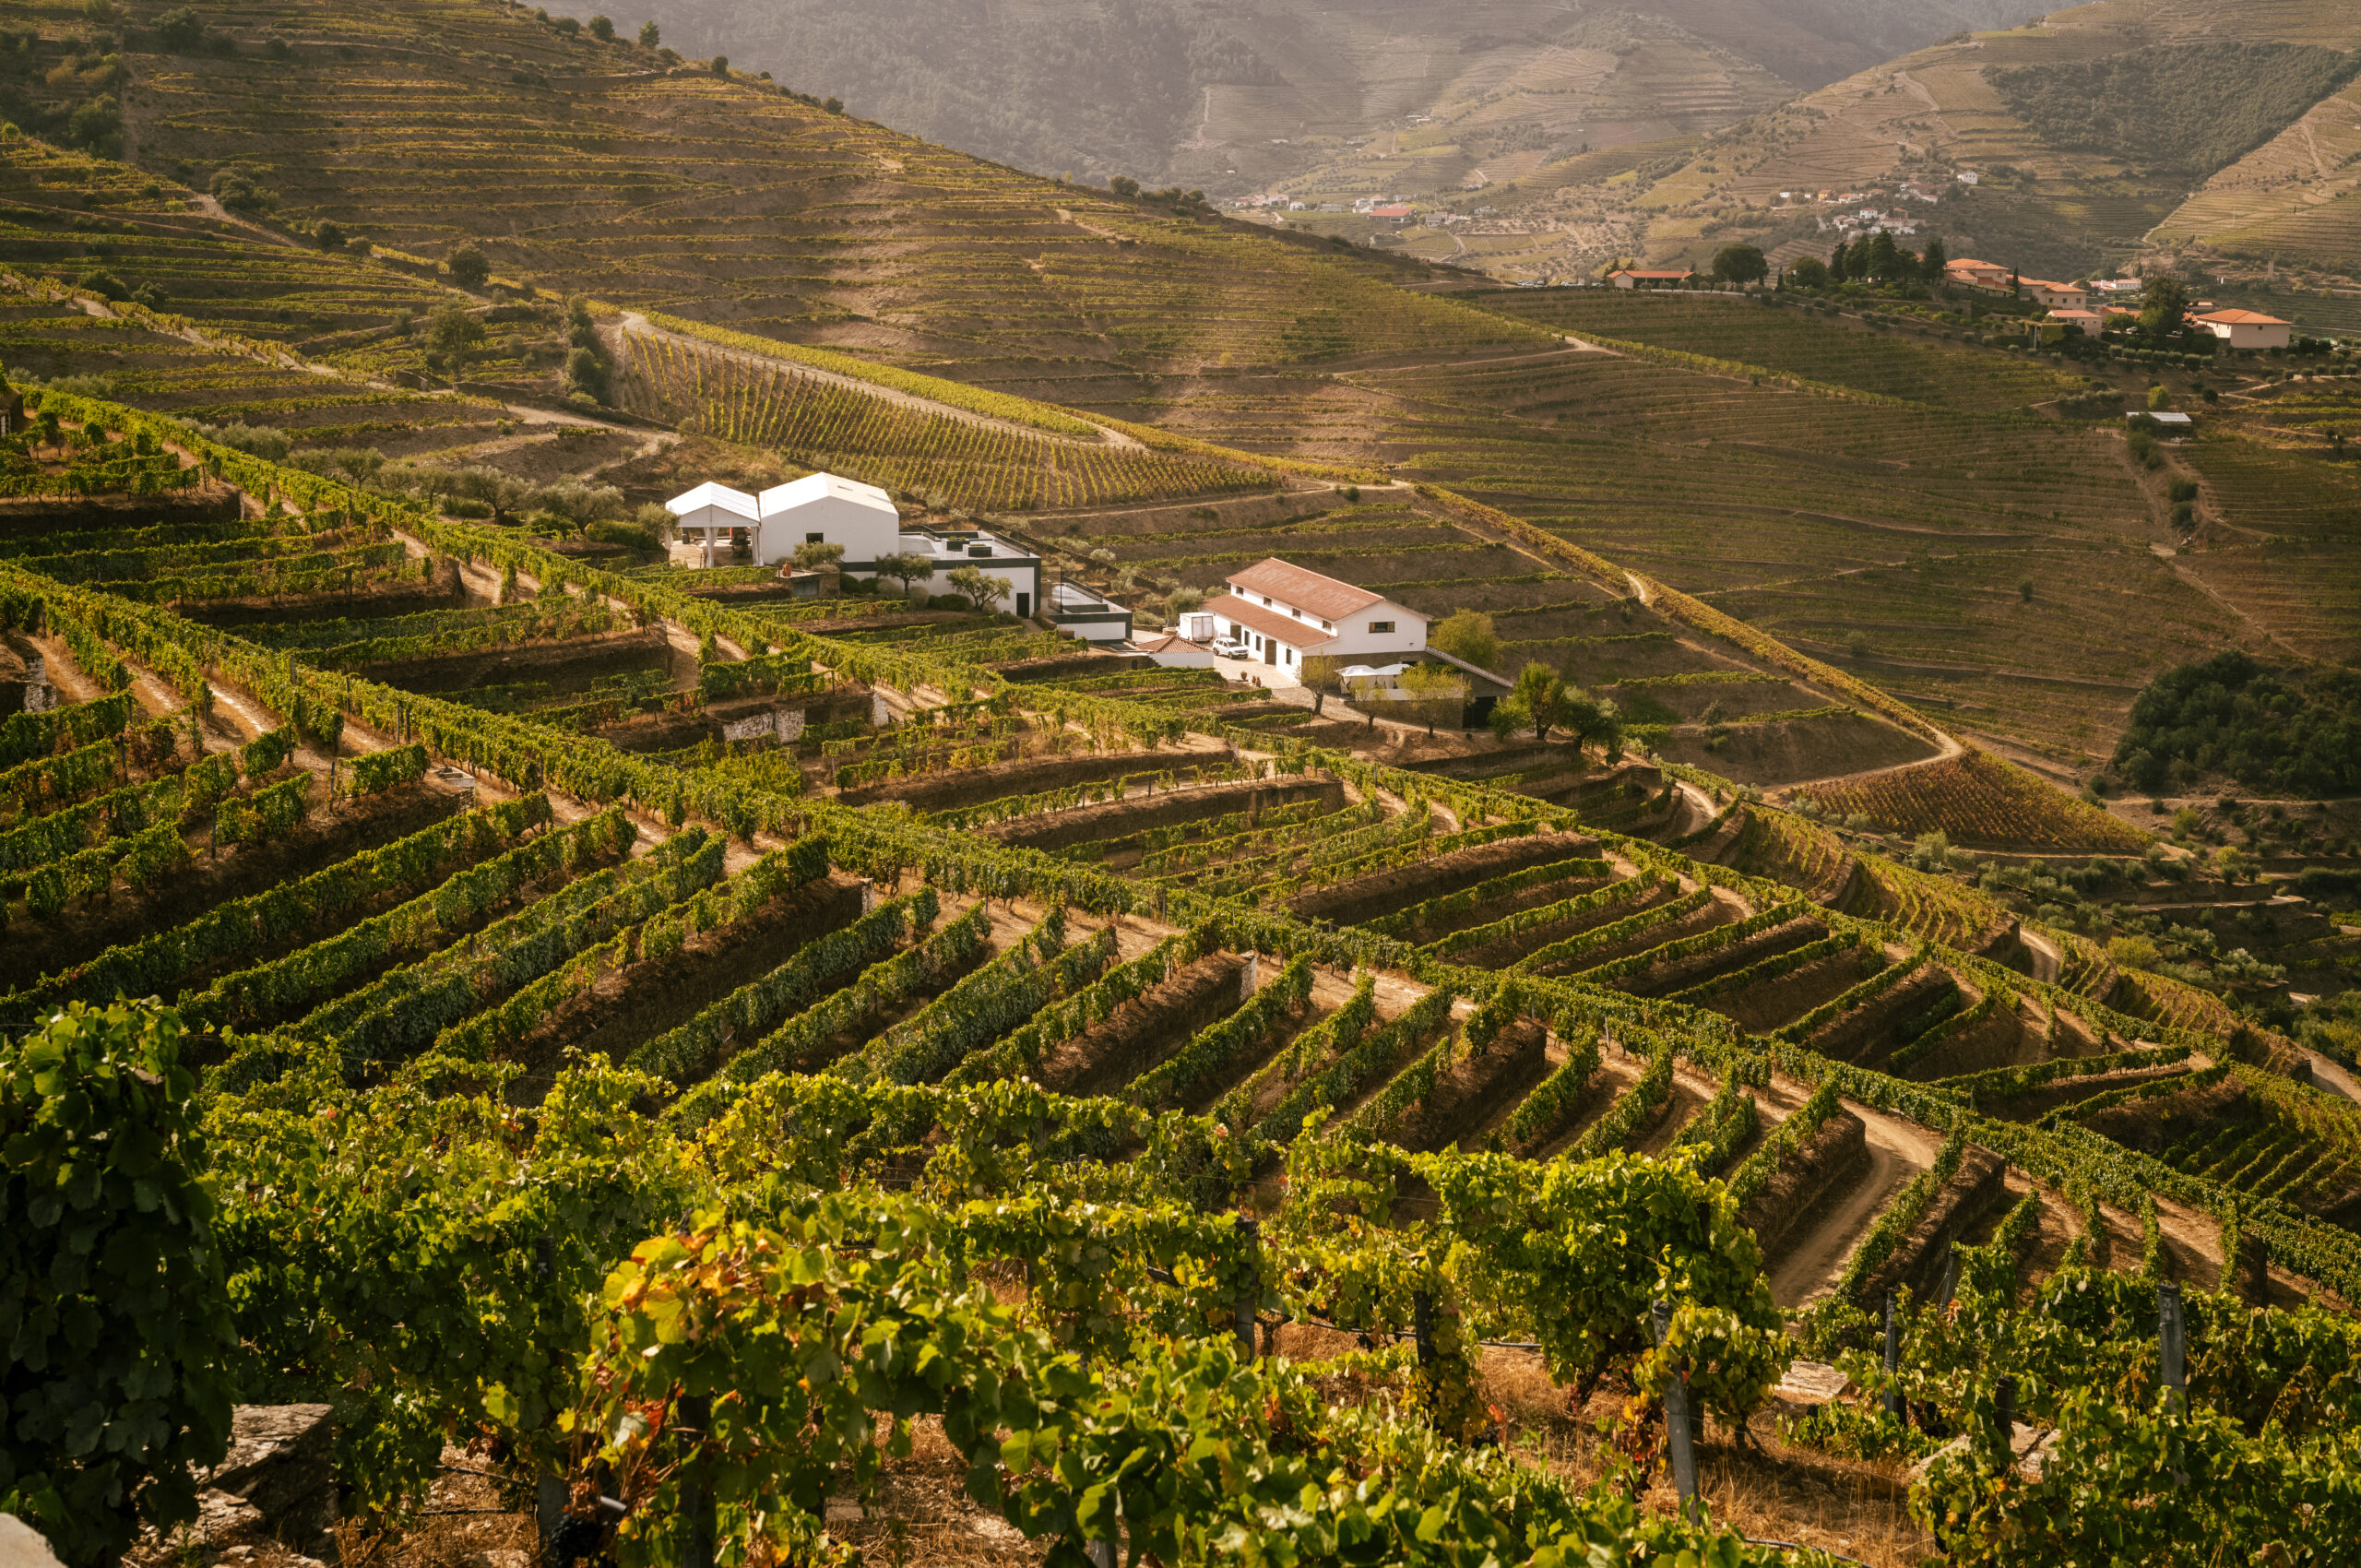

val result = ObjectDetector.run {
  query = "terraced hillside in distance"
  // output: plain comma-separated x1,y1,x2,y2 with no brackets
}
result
1514,0,2361,297
6,386,2361,1568
78,0,1544,396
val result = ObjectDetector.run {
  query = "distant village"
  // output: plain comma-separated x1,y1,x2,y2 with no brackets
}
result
1227,161,2298,349
1606,254,2294,350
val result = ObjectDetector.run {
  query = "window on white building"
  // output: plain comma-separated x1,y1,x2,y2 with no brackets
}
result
1369,620,1394,634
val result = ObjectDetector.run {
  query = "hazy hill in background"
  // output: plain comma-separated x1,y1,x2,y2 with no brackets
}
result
633,0,2026,195
611,0,2361,298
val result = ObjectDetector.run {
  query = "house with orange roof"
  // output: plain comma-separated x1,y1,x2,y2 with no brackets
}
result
2022,279,2088,310
2046,308,2102,337
1202,558,1427,675
1606,268,1693,289
2187,308,2292,350
1941,258,2010,291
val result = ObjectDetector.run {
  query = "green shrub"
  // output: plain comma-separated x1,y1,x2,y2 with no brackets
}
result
586,518,658,551
0,1002,239,1565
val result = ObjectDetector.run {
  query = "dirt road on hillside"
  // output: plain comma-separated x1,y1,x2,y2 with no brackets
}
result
1768,1100,1944,1309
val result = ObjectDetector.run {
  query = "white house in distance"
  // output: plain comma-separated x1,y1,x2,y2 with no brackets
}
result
1607,268,1693,290
1201,558,1427,675
2188,308,2293,350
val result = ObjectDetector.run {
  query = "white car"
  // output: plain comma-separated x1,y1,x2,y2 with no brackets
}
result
1212,637,1252,659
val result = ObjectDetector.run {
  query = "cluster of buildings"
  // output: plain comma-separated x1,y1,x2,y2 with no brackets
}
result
1781,179,1942,235
660,476,1453,683
1940,262,2295,349
1823,205,1921,239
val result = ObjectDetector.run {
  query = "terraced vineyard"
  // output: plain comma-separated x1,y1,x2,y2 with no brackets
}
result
111,0,1545,388
1464,289,2086,412
8,384,2361,1568
1,7,2358,1563
1796,748,2151,853
611,328,1268,511
7,40,2351,776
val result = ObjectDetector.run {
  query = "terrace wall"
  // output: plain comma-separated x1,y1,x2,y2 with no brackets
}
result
1739,1108,1869,1256
0,491,244,540
1288,829,1596,924
986,776,1343,853
1855,1146,2010,1305
838,746,1234,810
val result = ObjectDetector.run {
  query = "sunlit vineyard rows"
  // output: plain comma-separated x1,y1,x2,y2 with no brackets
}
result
1798,750,2152,852
1467,289,2084,412
612,333,1268,509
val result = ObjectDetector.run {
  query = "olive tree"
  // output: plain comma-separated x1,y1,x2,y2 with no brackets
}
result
945,562,1013,611
873,550,937,597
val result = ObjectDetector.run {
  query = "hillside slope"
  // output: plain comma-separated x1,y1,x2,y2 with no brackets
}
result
628,0,2029,200
84,0,1545,401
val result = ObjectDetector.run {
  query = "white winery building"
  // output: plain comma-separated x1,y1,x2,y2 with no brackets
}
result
663,481,762,557
663,472,1050,617
754,472,905,564
665,472,903,567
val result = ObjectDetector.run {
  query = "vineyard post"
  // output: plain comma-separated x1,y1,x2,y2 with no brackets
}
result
1233,1216,1259,1362
1412,1290,1436,1417
2159,1282,2186,1484
532,1235,569,1562
1652,1300,1698,1523
1936,1242,1959,1309
1990,1375,2017,1476
676,1394,715,1568
1881,1291,1904,1422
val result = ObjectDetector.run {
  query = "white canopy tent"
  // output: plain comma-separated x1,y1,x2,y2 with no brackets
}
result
664,481,760,567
